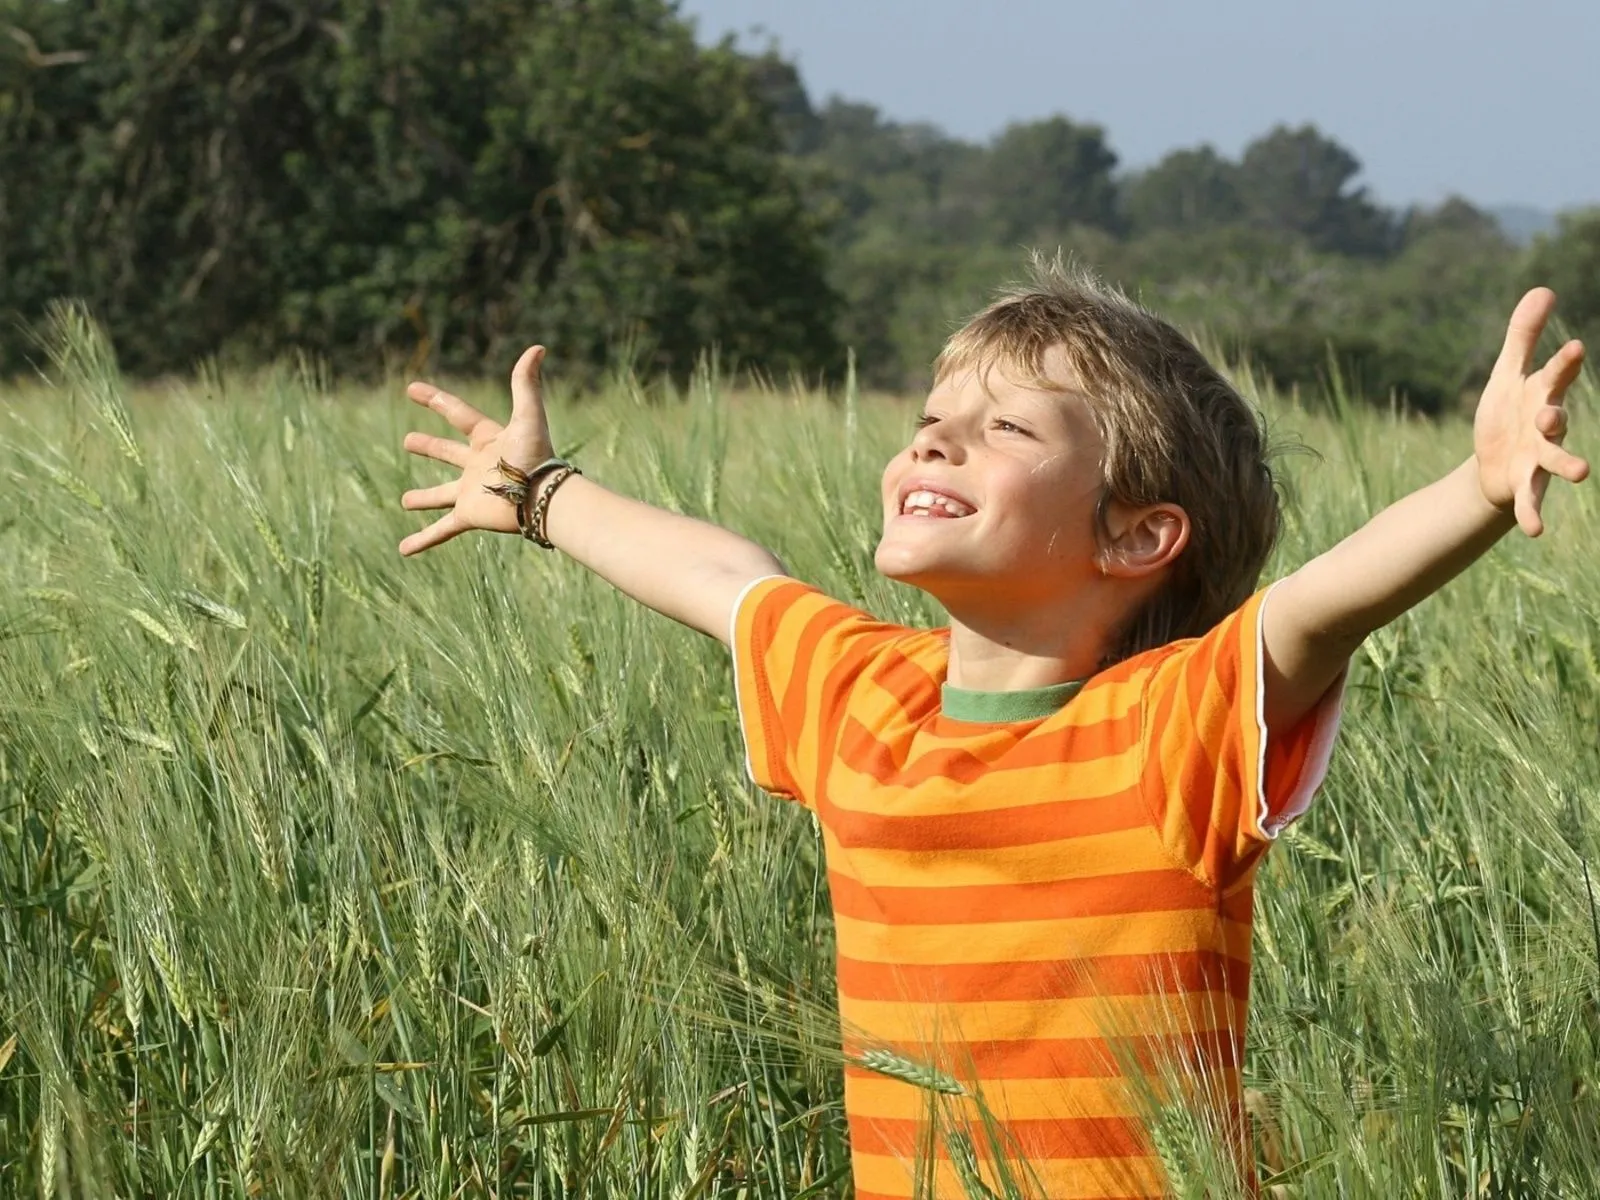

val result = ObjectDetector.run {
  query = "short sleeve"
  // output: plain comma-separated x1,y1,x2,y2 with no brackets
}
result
730,576,910,807
1140,582,1346,888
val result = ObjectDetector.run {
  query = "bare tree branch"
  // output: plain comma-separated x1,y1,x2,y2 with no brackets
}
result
6,25,90,68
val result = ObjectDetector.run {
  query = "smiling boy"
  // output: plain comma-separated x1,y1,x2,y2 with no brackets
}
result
398,259,1587,1197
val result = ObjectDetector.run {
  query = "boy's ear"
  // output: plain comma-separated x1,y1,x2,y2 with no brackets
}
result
1098,502,1190,579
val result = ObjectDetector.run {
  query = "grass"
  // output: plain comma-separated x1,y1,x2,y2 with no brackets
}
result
1,305,1598,1197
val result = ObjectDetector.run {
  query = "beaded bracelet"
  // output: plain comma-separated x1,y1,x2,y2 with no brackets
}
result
521,464,581,549
484,457,580,548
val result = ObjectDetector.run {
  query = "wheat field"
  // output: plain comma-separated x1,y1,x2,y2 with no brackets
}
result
1,307,1598,1197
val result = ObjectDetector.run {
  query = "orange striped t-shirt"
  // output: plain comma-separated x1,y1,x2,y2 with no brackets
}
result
731,576,1344,1199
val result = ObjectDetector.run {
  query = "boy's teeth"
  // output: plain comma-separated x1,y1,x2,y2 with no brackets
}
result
903,489,973,516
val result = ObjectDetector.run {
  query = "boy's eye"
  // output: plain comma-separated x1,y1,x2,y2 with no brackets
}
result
993,419,1031,436
914,413,938,429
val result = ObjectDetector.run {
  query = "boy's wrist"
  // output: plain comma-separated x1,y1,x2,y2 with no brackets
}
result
522,462,581,549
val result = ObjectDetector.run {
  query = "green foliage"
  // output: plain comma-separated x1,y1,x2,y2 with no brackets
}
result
1525,209,1600,342
981,116,1121,240
1,6,1584,413
0,0,839,379
1123,145,1245,235
776,95,1542,405
2,311,1599,1197
1234,123,1396,257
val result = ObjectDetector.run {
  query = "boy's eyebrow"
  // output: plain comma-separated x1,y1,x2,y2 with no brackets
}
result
926,365,1083,424
974,361,1082,406
989,385,1083,428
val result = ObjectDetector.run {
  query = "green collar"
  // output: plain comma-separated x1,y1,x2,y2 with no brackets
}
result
940,678,1085,723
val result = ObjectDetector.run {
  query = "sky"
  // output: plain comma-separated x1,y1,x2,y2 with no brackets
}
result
679,0,1599,214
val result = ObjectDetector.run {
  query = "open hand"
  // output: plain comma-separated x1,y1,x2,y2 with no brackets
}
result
1474,288,1590,537
399,346,554,555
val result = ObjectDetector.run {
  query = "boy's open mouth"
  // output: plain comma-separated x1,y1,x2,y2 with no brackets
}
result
899,487,976,518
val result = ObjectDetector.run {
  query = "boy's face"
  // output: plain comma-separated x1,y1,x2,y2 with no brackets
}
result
876,349,1109,606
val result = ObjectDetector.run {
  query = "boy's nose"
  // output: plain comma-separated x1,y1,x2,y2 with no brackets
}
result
910,423,964,464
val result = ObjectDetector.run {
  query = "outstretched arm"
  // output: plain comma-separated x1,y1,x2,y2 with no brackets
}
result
399,346,785,645
1262,288,1589,732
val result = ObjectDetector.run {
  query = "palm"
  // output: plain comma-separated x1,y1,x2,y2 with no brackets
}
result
399,346,554,555
1473,289,1589,537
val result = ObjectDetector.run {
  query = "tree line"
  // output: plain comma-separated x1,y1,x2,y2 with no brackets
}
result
756,52,1599,410
3,0,1597,407
0,0,837,381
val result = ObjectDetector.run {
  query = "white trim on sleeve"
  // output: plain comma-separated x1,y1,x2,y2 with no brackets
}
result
727,575,787,788
1252,580,1349,840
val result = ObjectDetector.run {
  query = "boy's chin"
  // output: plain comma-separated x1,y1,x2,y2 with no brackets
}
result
873,548,966,594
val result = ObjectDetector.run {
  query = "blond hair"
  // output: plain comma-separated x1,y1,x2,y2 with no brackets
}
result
936,254,1280,666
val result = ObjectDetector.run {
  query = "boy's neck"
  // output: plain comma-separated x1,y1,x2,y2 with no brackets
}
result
939,589,1126,691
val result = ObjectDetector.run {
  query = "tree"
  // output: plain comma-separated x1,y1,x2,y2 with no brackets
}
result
1397,196,1504,247
0,0,839,379
1236,124,1394,257
741,48,821,155
1122,146,1244,235
801,99,985,242
981,116,1120,241
1525,209,1600,343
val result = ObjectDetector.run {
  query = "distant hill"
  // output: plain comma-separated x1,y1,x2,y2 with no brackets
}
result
1491,205,1558,245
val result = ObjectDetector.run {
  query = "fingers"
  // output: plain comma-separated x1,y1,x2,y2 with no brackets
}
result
401,481,459,511
1495,287,1558,378
510,346,547,421
1534,404,1568,439
1533,347,1588,484
1536,339,1586,400
407,381,490,436
399,512,466,557
1515,442,1588,539
1514,475,1548,538
403,431,470,468
1514,406,1589,539
1538,441,1590,485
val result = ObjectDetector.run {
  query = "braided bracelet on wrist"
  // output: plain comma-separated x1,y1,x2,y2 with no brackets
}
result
521,464,580,549
484,456,580,549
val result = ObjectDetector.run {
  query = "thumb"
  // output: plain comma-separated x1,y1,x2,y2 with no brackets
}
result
509,345,547,423
1494,288,1556,379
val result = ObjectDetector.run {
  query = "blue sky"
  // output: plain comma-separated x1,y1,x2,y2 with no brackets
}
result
679,0,1598,213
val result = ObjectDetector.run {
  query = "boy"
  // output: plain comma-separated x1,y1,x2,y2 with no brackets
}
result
397,261,1587,1198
